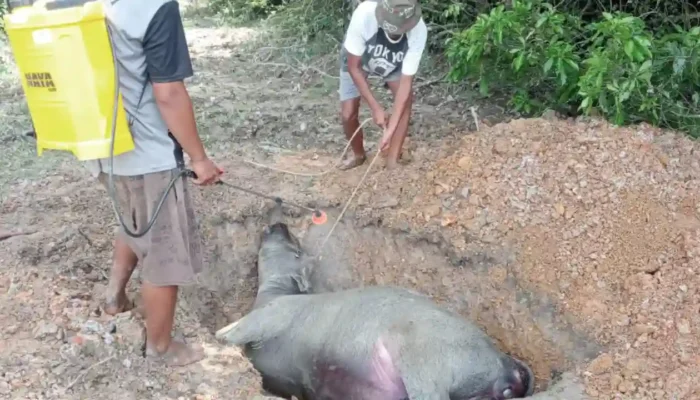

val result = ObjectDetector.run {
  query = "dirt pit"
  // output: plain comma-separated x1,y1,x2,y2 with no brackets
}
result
180,205,597,393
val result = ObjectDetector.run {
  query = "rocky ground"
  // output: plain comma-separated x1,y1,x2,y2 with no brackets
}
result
1,8,699,400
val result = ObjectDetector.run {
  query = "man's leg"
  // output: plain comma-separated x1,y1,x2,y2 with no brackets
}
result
104,235,138,315
99,173,139,316
141,170,204,367
339,71,367,170
385,79,414,169
142,283,203,366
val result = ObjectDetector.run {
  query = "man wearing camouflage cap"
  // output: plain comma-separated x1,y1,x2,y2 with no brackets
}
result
338,0,427,170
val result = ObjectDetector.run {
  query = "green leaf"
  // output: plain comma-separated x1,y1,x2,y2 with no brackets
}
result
599,93,609,111
635,37,652,48
467,46,477,61
514,53,525,71
566,59,580,71
632,36,653,58
673,57,686,75
557,60,567,85
536,15,547,28
624,40,635,60
614,108,624,125
619,90,630,102
596,74,604,88
544,58,554,73
580,97,590,110
639,60,652,72
479,79,490,96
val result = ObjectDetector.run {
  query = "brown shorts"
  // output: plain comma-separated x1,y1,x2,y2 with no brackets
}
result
99,169,204,286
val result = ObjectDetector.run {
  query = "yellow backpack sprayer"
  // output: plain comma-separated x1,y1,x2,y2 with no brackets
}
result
3,0,327,235
3,0,134,159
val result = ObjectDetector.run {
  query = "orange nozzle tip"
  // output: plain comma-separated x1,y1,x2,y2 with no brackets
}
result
311,210,327,225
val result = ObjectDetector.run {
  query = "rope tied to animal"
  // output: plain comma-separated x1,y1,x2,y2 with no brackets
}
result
241,118,373,177
240,117,383,257
315,149,382,257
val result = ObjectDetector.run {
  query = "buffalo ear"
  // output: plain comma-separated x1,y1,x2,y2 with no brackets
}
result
292,271,311,294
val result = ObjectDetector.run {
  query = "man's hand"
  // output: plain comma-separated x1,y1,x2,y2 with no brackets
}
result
380,126,395,152
190,157,222,185
346,53,385,128
371,105,388,128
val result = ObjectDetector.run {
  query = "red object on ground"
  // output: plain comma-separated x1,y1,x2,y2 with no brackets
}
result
311,210,327,225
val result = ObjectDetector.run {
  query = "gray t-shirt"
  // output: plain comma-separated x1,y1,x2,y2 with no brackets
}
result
85,0,194,177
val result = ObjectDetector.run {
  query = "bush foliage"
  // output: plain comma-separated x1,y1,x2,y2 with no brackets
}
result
447,0,700,136
209,0,700,136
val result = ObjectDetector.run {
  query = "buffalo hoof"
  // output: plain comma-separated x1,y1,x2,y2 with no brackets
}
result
215,319,241,342
512,357,535,397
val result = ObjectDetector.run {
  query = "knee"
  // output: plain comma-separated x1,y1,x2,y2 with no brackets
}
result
341,105,359,124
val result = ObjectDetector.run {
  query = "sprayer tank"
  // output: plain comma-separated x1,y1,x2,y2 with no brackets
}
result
3,0,134,160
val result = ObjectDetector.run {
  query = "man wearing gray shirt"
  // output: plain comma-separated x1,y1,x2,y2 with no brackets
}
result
89,0,221,366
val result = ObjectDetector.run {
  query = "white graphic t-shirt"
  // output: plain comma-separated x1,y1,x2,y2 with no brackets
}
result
342,1,427,78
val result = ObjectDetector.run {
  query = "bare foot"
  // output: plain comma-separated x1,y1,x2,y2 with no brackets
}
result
103,290,135,316
385,160,399,170
146,339,205,367
338,154,367,171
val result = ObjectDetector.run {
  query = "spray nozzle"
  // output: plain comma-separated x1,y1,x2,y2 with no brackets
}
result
311,209,327,225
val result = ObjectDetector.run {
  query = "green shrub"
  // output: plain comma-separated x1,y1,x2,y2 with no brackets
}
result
446,1,584,114
447,0,700,136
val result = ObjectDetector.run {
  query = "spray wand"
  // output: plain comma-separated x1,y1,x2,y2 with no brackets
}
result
184,170,328,225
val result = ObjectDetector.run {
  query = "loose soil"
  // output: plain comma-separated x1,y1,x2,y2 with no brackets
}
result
1,10,699,400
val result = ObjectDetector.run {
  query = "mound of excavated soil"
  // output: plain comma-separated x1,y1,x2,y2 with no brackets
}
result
302,117,700,399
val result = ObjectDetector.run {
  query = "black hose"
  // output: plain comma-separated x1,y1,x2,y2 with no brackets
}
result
105,23,186,238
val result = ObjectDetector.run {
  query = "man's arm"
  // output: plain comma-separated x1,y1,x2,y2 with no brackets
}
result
347,54,382,113
383,20,427,142
344,4,383,116
143,1,206,163
384,74,413,136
